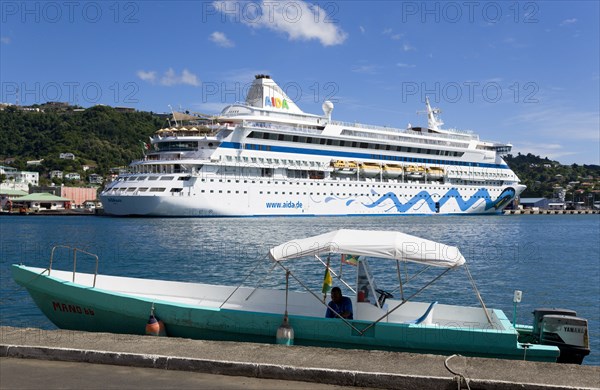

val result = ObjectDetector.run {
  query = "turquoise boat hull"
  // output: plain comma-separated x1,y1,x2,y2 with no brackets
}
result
12,264,559,362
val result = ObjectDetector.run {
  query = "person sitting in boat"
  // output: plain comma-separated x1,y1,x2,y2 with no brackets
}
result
326,287,353,319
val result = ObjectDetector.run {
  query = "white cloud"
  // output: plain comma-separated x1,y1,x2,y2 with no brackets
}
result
0,36,10,44
351,64,379,74
560,18,577,26
507,107,600,141
359,25,365,34
137,70,157,83
391,34,403,40
137,68,200,87
209,31,235,48
402,43,415,51
396,63,415,68
512,142,577,160
382,28,392,35
212,1,347,46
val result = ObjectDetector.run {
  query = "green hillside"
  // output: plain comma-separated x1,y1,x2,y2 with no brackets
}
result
504,154,599,200
1,106,598,202
0,105,163,186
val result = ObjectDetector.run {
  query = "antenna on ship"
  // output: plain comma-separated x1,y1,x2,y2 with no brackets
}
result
322,101,334,122
417,96,444,131
168,104,178,127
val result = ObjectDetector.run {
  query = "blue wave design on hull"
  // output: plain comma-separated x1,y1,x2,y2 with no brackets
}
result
361,187,516,213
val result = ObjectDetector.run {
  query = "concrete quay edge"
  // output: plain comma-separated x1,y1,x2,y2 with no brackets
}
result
1,327,599,390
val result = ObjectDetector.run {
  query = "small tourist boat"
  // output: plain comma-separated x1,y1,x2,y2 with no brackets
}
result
12,230,590,363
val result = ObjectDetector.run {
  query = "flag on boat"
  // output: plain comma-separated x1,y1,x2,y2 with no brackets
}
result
322,267,332,294
341,254,360,266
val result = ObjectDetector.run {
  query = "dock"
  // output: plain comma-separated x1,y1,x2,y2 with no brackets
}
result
504,209,599,215
1,326,598,389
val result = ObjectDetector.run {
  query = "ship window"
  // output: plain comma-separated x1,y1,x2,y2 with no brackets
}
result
170,188,183,192
149,176,159,180
149,188,165,192
138,187,148,192
138,176,147,180
161,176,174,181
201,190,205,193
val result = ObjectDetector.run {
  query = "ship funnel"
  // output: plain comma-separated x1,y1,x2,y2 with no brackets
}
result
245,75,304,114
322,100,334,121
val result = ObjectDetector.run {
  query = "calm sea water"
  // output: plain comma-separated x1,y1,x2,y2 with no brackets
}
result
1,214,598,365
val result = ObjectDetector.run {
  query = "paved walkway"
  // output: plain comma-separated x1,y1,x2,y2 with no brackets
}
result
1,327,599,389
0,358,357,390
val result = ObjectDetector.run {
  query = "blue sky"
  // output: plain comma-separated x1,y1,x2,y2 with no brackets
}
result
1,1,598,164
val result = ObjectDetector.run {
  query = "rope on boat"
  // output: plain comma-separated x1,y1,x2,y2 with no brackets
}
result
463,263,493,325
219,256,269,309
444,354,471,390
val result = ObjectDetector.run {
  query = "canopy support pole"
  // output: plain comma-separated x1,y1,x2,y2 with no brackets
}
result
274,261,363,334
464,263,493,326
315,255,355,294
220,256,268,308
244,261,279,301
396,260,405,301
390,265,432,295
359,267,453,335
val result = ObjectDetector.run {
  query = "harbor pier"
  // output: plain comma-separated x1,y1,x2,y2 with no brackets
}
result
1,326,598,389
504,209,599,215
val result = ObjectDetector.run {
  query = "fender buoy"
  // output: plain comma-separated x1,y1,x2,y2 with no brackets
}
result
145,314,167,336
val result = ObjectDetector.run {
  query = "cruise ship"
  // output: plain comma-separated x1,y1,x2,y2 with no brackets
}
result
100,75,524,217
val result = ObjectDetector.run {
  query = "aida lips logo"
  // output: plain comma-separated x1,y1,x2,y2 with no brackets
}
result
265,96,290,109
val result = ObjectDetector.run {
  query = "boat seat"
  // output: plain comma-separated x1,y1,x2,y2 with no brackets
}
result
406,301,437,325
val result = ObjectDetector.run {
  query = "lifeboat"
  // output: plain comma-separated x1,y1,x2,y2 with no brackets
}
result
405,165,425,179
359,162,381,177
382,164,403,178
426,167,445,180
331,160,358,175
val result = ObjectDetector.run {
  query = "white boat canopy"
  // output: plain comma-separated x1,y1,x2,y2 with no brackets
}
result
269,229,465,268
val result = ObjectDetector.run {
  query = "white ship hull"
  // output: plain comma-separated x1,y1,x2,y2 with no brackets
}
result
101,178,523,217
100,75,525,217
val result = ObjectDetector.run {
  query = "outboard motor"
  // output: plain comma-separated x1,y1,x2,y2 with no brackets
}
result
533,308,590,364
